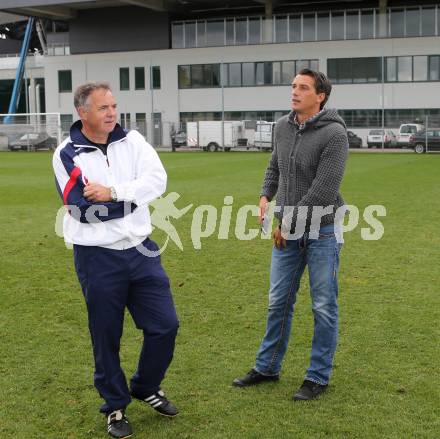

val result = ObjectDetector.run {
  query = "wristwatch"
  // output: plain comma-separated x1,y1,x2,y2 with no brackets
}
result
110,186,117,201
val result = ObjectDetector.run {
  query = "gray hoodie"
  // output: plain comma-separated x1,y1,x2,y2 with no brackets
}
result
261,108,349,233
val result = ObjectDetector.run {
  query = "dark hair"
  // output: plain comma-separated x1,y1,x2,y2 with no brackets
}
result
297,68,332,110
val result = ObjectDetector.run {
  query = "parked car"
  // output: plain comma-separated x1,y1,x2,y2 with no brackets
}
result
9,133,57,151
397,123,424,147
367,129,396,148
170,130,187,148
409,130,440,153
347,130,362,148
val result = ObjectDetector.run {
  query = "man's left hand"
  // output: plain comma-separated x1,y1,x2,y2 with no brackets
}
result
83,182,112,202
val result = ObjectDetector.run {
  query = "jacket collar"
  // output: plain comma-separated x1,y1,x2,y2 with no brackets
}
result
70,120,127,148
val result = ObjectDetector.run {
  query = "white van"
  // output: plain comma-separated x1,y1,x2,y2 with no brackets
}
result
397,124,424,146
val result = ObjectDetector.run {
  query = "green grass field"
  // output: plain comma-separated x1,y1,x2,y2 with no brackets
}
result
1,151,439,439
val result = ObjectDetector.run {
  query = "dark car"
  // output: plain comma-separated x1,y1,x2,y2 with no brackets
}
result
171,130,187,148
347,130,362,148
9,133,58,151
409,130,440,153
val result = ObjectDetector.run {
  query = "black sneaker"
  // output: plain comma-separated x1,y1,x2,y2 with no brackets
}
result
131,389,179,417
232,369,279,387
293,380,328,401
106,410,133,439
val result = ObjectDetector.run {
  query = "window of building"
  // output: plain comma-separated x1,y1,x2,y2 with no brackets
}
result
207,20,224,46
272,62,281,85
390,9,404,37
135,113,147,136
242,63,255,86
413,56,428,81
397,56,412,81
289,15,301,42
229,63,242,86
429,56,440,81
346,11,359,39
275,16,288,43
119,68,129,90
421,7,436,36
172,23,184,48
331,12,344,40
226,19,235,45
120,113,130,129
235,18,247,45
60,114,73,132
317,12,330,40
58,70,72,92
405,8,420,37
178,65,191,88
360,10,375,39
386,57,397,82
281,61,295,84
197,21,206,47
249,17,261,44
135,67,145,90
151,66,161,89
327,58,381,84
303,13,316,41
185,21,196,48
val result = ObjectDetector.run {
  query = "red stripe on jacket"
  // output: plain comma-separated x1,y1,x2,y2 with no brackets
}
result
63,166,82,205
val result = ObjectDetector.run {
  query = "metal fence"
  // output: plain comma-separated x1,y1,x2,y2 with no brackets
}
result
0,113,62,151
2,113,439,154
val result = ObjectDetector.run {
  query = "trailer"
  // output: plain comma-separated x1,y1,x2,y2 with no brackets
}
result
254,121,275,151
186,121,247,152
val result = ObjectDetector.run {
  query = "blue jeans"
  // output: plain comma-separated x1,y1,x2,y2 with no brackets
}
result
254,223,342,385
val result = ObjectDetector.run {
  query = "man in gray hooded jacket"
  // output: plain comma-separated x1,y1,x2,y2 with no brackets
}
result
233,69,348,401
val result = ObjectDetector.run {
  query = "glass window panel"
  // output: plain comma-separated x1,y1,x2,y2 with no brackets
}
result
58,70,72,92
264,62,273,84
353,110,368,127
365,57,381,82
361,10,374,39
338,59,352,84
242,63,255,86
272,61,281,84
397,57,412,81
206,64,220,87
226,19,235,45
310,60,319,71
221,63,228,86
429,56,440,81
185,22,196,48
229,63,241,86
296,59,310,73
275,16,288,42
317,13,330,40
119,68,129,91
386,57,397,82
352,58,367,83
197,21,206,47
303,14,316,41
331,12,344,40
421,7,435,36
152,66,161,89
289,15,301,42
405,8,420,37
256,62,265,85
235,19,247,45
249,17,261,44
135,67,145,90
346,11,359,39
413,56,428,81
281,61,295,84
327,59,338,82
207,20,224,46
191,64,204,87
390,9,404,37
172,23,184,48
178,65,190,88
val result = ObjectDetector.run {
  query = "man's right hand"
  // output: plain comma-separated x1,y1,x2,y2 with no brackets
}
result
273,227,286,249
259,196,269,224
